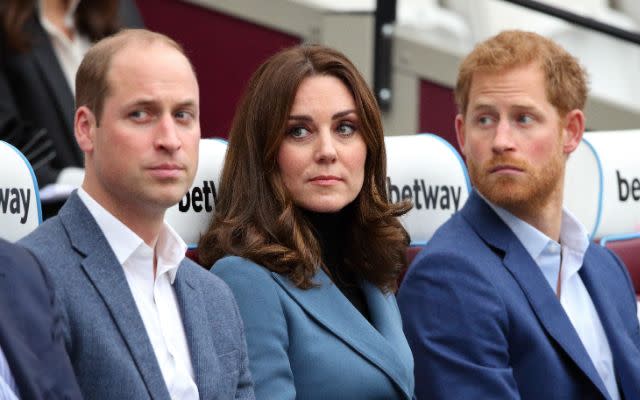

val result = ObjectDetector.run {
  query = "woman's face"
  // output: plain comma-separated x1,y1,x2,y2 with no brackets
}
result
277,75,367,213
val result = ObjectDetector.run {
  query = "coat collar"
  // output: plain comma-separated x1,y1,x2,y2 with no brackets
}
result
271,269,413,399
59,193,171,400
461,191,610,398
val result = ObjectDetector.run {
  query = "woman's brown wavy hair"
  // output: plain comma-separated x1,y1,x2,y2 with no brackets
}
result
198,44,411,293
1,0,120,52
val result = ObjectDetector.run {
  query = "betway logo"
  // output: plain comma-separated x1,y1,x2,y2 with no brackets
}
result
178,180,217,212
0,187,31,224
387,177,463,211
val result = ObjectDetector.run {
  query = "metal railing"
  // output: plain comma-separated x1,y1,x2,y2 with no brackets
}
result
372,0,640,109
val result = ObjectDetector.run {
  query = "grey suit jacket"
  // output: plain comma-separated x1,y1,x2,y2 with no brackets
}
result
20,192,254,400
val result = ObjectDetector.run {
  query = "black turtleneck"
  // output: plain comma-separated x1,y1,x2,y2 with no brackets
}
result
303,208,371,322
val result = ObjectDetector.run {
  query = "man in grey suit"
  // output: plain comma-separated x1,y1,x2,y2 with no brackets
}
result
20,29,254,400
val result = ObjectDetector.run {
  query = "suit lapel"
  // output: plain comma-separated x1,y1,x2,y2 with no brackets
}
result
272,270,412,399
59,194,170,400
580,251,640,399
462,192,610,398
173,263,218,399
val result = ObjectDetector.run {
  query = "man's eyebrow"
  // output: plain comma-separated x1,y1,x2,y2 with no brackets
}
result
174,100,197,109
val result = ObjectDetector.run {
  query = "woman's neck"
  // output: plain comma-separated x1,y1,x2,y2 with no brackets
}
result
303,208,348,267
41,0,75,40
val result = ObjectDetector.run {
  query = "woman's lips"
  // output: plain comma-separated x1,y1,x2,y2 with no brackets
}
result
309,175,342,185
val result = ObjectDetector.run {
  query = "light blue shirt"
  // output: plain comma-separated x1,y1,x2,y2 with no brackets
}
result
0,345,19,400
485,198,621,400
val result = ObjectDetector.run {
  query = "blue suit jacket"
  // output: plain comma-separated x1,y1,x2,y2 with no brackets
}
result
213,256,415,400
0,239,82,399
19,193,254,400
398,191,640,399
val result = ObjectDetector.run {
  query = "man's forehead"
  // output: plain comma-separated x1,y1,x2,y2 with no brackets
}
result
105,42,196,96
468,65,546,102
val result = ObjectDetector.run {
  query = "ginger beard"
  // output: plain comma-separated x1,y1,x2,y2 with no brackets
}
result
466,132,565,215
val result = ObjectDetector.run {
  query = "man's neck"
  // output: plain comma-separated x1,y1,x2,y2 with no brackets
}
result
503,190,564,242
81,184,165,247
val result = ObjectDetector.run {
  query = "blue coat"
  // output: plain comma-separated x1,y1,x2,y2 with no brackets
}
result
213,256,415,400
20,193,255,400
398,191,640,400
0,239,82,399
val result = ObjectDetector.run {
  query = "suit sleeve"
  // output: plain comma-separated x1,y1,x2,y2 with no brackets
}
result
397,251,521,400
213,257,296,400
13,243,83,399
603,247,640,349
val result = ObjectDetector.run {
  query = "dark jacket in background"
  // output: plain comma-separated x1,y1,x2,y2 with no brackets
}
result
0,0,143,186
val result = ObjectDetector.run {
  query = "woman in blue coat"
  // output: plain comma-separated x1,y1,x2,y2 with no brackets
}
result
199,45,415,399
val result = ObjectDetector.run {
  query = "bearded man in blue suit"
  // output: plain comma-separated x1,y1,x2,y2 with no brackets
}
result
398,30,640,400
20,29,254,400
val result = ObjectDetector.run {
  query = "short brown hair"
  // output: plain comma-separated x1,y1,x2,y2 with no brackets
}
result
75,29,191,123
455,30,588,116
198,44,410,292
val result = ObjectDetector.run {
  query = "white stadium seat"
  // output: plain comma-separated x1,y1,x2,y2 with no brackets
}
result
385,134,471,245
0,140,42,241
165,138,227,247
564,130,640,239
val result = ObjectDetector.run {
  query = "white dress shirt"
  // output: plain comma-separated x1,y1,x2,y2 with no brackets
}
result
489,201,621,400
38,0,91,95
0,345,18,400
78,189,199,400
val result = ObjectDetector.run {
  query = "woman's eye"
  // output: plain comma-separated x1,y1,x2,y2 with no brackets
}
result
336,122,356,136
288,126,310,139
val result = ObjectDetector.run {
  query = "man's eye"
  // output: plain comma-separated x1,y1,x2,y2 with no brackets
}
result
129,110,149,121
175,111,194,121
477,115,494,126
518,114,534,124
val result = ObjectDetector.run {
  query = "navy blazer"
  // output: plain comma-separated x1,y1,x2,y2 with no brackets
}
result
0,239,82,399
213,256,415,400
0,1,142,185
20,193,255,400
398,191,640,400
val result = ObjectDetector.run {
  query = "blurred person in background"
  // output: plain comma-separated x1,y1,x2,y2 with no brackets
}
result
0,0,142,193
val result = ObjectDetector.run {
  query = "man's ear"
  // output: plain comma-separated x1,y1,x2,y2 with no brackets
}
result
74,106,97,154
455,114,467,156
562,109,585,155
